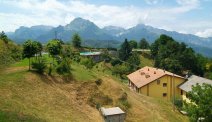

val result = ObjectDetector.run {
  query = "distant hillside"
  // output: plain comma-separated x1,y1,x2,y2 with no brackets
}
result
8,25,53,43
7,17,212,57
102,26,126,37
117,24,212,57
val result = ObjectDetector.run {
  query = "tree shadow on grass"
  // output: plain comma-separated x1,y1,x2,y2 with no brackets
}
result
31,71,74,85
0,109,46,122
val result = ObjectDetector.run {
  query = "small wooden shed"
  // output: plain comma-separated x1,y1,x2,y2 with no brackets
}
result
100,107,125,122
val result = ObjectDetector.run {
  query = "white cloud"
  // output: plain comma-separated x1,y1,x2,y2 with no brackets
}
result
176,0,199,6
196,29,212,38
145,0,163,5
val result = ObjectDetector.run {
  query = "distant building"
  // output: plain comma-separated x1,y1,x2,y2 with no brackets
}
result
100,107,125,122
179,75,212,103
108,50,118,57
132,49,150,52
80,51,102,62
127,66,185,101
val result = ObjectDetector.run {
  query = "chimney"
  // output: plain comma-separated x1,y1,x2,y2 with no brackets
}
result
145,74,150,78
154,71,156,74
140,72,145,75
148,68,149,71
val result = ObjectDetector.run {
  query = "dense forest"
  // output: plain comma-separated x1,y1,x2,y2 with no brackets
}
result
150,35,212,79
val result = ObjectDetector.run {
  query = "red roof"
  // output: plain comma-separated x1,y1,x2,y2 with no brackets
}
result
127,66,184,88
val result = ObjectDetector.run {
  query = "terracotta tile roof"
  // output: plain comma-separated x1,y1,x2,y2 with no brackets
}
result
127,66,184,88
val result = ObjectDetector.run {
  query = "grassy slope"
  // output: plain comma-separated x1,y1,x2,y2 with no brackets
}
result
0,56,188,122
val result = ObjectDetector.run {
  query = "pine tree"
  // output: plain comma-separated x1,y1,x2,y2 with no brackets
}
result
118,39,132,61
72,33,81,48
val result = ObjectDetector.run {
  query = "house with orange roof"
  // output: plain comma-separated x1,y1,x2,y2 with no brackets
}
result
127,66,185,101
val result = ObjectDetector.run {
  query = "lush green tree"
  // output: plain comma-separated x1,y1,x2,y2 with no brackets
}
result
184,83,212,122
112,63,129,78
56,58,72,75
150,34,205,76
23,40,37,70
160,58,183,75
34,41,43,57
0,31,9,44
31,57,47,74
139,38,149,49
46,39,62,63
9,43,22,61
127,52,140,71
72,33,81,48
111,59,122,66
81,58,95,69
129,40,137,49
0,40,13,66
118,39,132,61
0,36,22,68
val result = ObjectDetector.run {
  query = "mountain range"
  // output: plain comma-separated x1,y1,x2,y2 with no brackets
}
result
7,17,212,57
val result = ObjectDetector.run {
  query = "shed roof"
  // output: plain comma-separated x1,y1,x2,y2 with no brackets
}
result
179,75,212,92
101,107,125,116
80,52,101,56
127,66,184,88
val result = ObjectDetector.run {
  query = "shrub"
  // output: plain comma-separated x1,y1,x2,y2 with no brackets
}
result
174,99,183,110
96,103,101,110
111,59,122,66
56,58,71,75
48,66,52,75
31,58,47,74
119,92,127,101
118,92,131,111
89,93,113,107
81,58,95,69
95,78,103,86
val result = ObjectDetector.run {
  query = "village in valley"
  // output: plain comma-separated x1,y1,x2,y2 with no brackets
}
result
1,1,212,122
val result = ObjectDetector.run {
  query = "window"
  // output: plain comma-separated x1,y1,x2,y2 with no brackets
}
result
163,83,167,87
181,90,183,95
157,80,160,85
163,93,167,97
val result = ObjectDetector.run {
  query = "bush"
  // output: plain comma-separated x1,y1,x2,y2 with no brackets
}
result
81,58,95,69
95,78,103,86
118,92,131,111
31,58,47,74
119,92,127,101
174,99,183,110
89,93,113,107
112,63,130,79
111,59,122,66
56,58,71,75
96,103,101,110
48,66,52,75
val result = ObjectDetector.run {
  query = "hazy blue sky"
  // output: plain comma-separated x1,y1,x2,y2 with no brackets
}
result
0,0,212,37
